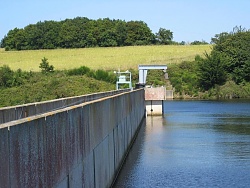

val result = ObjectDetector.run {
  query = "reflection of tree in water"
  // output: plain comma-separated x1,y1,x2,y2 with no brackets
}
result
214,116,250,135
216,138,250,163
213,115,250,162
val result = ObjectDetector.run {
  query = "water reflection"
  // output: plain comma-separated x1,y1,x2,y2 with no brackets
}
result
114,100,250,188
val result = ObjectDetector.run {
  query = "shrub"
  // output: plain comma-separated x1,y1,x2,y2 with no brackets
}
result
168,61,199,95
67,66,90,76
94,69,109,81
5,46,10,51
0,65,14,87
197,52,227,90
39,57,54,73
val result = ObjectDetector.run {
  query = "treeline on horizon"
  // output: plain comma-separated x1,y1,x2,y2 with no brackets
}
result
0,17,208,51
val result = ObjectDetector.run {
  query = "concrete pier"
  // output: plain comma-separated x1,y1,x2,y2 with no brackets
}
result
145,87,166,116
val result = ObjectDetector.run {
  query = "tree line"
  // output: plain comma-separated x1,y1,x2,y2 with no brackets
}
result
168,26,250,98
197,26,250,90
1,17,175,50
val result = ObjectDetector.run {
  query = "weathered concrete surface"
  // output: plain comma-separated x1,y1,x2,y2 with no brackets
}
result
0,89,145,188
145,87,166,115
0,128,9,188
145,87,166,100
145,100,163,116
0,89,130,124
166,90,174,99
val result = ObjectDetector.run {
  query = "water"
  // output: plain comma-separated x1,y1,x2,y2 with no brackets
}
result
114,100,250,188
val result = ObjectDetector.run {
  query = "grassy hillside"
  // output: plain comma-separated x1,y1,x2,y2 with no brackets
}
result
0,45,211,71
0,45,213,107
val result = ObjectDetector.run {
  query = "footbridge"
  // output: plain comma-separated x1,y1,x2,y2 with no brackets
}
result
0,89,145,188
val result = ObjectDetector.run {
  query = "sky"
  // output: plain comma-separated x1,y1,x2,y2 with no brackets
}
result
1,0,250,43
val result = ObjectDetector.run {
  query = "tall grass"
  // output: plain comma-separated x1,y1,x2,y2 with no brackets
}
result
0,45,211,71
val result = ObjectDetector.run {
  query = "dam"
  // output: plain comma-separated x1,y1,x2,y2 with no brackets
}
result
0,89,145,188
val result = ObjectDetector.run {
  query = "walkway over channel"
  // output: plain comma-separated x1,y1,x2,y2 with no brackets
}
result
0,89,145,188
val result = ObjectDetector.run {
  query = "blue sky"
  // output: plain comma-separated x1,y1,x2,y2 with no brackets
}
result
1,0,250,43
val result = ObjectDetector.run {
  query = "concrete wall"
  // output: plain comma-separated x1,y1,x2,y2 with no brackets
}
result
145,100,163,116
166,90,173,100
145,87,166,100
0,89,130,124
145,87,165,116
0,89,145,188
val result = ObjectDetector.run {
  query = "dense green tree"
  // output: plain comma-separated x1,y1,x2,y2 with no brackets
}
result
210,32,230,45
197,52,227,90
27,22,47,49
0,65,14,87
0,37,4,48
125,21,153,46
0,65,31,88
99,30,118,47
13,29,27,50
41,21,61,49
168,61,199,96
190,40,208,45
115,21,127,46
59,21,79,48
211,27,250,83
155,28,173,44
2,28,22,50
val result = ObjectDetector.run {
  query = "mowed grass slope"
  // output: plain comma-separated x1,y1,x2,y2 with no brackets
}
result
0,45,211,71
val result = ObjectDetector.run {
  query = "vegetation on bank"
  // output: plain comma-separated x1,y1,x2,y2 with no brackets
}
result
168,27,250,99
168,61,250,99
0,63,116,107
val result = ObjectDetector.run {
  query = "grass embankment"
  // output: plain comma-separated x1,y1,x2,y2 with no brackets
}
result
0,45,211,71
0,45,213,107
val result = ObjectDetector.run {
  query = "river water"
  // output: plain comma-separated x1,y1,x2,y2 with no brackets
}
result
114,100,250,188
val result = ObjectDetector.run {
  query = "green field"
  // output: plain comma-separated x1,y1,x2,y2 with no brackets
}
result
0,45,212,71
